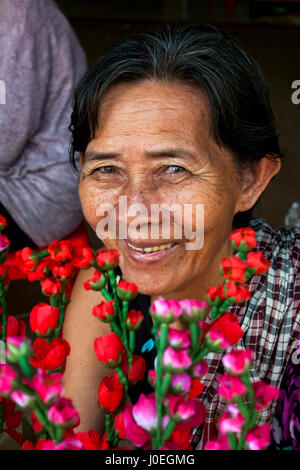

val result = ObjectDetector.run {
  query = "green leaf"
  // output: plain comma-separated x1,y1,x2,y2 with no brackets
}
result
21,416,36,443
0,431,21,450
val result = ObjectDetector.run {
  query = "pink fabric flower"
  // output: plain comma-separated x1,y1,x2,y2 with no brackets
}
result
11,390,32,408
0,364,17,395
222,349,253,375
218,404,245,434
179,299,208,321
48,398,80,428
164,395,206,427
192,360,208,379
163,347,192,372
168,328,191,349
151,297,182,322
204,434,230,450
132,393,169,433
252,381,279,411
25,368,64,405
245,424,271,450
171,372,191,393
218,373,248,401
123,403,151,447
42,438,83,450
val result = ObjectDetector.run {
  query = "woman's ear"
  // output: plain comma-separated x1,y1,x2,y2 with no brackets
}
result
234,156,281,214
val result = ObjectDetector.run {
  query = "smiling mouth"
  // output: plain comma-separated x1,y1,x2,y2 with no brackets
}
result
126,241,176,253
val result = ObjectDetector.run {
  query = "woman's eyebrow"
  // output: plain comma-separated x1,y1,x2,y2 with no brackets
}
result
83,148,199,163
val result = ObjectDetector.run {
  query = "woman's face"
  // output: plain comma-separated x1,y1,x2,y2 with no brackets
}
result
79,80,248,300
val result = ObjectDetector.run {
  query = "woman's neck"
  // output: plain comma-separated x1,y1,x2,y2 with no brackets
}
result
150,237,234,306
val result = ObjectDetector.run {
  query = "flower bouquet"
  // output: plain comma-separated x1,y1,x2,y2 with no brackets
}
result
0,215,279,450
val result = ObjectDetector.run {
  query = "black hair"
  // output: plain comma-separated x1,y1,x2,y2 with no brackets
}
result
69,22,284,229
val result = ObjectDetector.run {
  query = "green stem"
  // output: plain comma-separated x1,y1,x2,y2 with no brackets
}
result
129,330,135,353
161,418,177,444
189,323,200,357
235,375,258,450
122,301,131,369
154,323,168,450
105,414,115,444
19,355,33,378
101,287,113,301
192,346,210,364
53,279,66,338
161,372,172,397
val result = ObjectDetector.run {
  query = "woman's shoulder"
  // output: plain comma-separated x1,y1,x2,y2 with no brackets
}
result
249,216,300,263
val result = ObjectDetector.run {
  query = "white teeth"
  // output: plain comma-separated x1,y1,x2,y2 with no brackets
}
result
127,242,175,253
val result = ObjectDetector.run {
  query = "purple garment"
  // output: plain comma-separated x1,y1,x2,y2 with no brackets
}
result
0,0,87,246
270,339,300,450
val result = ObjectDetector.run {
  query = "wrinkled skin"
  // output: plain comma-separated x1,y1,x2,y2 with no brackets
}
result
79,80,281,305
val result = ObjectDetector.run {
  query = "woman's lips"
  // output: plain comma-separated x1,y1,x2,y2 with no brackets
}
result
122,239,179,264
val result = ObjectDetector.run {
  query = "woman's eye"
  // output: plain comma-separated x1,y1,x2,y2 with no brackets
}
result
94,166,117,174
164,165,186,174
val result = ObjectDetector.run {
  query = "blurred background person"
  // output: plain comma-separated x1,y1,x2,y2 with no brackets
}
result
0,0,87,250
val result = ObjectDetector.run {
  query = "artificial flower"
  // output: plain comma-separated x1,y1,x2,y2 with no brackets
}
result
245,424,271,450
92,300,116,322
83,269,106,291
98,375,123,413
94,332,124,367
116,280,138,301
218,373,248,401
48,397,80,429
29,303,60,336
29,337,70,371
252,381,279,411
222,349,254,375
95,248,120,271
230,227,257,252
48,240,72,263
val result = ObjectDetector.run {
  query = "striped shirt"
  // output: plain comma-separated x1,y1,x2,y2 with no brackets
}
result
191,216,300,449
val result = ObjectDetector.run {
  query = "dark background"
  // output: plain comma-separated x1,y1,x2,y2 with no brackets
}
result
55,0,300,231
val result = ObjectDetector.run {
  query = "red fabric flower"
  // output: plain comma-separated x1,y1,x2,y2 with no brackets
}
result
126,309,144,330
223,281,250,302
168,421,193,450
0,215,7,229
207,285,225,303
246,251,270,275
94,332,124,367
27,259,52,282
75,429,103,450
114,411,126,439
2,398,23,429
230,227,257,251
95,248,120,271
116,280,138,301
0,315,26,337
52,262,74,279
98,376,123,413
31,410,43,432
83,269,106,291
29,337,70,371
114,354,146,384
41,277,62,295
201,313,244,352
48,240,72,262
220,255,248,283
72,246,94,268
15,247,36,274
92,300,116,321
29,303,60,336
188,379,204,400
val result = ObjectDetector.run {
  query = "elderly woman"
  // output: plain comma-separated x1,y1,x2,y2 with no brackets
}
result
62,23,300,449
